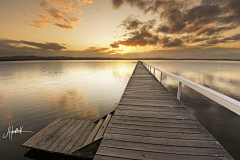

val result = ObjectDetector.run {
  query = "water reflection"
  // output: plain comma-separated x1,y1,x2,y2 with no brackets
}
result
0,60,136,160
44,88,100,120
145,60,240,159
0,91,9,108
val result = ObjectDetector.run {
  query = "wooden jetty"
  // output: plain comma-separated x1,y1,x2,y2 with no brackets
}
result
22,61,233,159
94,62,233,160
22,112,114,159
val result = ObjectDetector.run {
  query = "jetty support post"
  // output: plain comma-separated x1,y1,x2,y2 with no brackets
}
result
177,82,182,101
160,72,163,84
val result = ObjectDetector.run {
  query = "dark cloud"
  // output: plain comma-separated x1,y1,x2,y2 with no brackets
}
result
118,31,159,47
145,0,178,13
21,41,66,50
54,23,75,29
223,34,240,41
110,42,120,48
125,0,149,12
159,37,183,47
202,34,240,47
112,0,124,9
39,0,48,7
188,37,209,43
111,0,240,49
116,18,159,47
182,5,220,23
84,47,110,53
196,26,235,36
118,15,142,30
0,39,66,51
156,21,186,34
111,0,180,14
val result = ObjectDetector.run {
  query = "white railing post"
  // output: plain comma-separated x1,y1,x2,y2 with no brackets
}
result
154,68,155,76
160,72,163,83
177,82,182,101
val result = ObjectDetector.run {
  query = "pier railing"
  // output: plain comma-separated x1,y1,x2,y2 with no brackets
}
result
141,61,240,116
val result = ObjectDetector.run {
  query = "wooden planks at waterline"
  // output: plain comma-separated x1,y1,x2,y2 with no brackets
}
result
94,62,233,160
22,112,114,159
22,118,96,156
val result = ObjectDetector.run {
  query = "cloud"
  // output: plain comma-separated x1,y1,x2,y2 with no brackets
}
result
24,0,92,29
118,15,142,30
0,39,66,51
112,0,124,9
118,31,159,47
159,37,183,47
110,42,120,48
39,1,48,7
0,23,3,26
84,47,110,53
54,23,75,29
1,39,240,59
111,0,181,13
156,21,186,34
84,47,126,55
110,0,240,49
114,18,159,47
27,8,81,29
21,41,67,50
203,34,240,46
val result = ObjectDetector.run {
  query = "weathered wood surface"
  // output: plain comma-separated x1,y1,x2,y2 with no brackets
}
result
22,118,96,156
84,118,104,146
94,114,113,140
94,62,233,160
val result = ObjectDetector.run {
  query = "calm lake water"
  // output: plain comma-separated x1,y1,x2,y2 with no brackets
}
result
0,60,240,159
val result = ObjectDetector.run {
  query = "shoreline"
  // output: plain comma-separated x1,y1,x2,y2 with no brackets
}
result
1,56,240,61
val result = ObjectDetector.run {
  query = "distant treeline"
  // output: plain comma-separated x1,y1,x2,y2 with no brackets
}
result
0,56,240,61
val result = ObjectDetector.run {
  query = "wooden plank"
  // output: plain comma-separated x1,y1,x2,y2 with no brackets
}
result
100,139,230,156
121,96,177,101
116,105,190,113
84,118,104,146
47,119,86,152
113,113,196,120
119,100,183,106
94,114,112,140
108,122,208,134
61,120,93,154
69,121,95,154
22,118,63,148
37,119,76,150
106,128,215,141
114,109,195,119
95,146,232,160
110,118,202,129
112,115,201,125
94,155,131,160
103,133,222,148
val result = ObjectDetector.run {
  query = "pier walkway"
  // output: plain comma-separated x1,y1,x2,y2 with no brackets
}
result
94,62,232,160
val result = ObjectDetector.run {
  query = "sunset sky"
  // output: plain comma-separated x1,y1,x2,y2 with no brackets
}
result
0,0,240,58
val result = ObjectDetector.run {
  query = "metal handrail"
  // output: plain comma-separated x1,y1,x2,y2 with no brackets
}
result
141,61,240,116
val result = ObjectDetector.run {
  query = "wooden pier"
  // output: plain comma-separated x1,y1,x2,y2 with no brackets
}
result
22,112,114,159
94,62,232,160
22,61,233,159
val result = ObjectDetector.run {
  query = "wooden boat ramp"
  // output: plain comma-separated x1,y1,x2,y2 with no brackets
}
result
22,61,233,159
